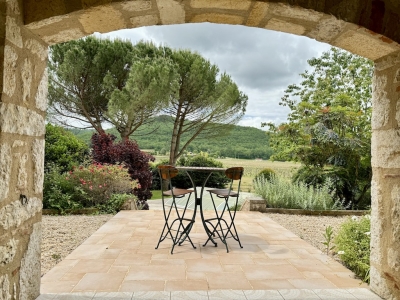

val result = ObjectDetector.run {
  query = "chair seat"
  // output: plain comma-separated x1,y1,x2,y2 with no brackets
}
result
208,189,238,197
163,188,193,197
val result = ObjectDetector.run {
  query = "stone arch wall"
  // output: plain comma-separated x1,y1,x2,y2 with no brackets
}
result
1,0,400,299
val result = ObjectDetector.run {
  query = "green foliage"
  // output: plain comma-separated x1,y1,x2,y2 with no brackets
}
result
43,164,82,213
43,162,137,213
265,47,373,208
335,215,371,282
67,163,137,207
105,41,179,139
322,225,335,255
48,36,134,133
173,153,230,189
255,168,276,181
71,116,273,160
166,49,248,164
96,194,135,214
45,124,89,173
253,175,344,210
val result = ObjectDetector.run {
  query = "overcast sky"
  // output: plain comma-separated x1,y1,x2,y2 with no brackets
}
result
99,23,331,129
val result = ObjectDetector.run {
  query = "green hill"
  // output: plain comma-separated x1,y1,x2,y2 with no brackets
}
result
69,116,273,160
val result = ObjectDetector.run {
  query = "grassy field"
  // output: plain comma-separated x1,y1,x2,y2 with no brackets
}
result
153,156,300,192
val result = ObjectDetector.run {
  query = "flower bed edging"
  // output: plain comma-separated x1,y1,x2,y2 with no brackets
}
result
246,197,368,216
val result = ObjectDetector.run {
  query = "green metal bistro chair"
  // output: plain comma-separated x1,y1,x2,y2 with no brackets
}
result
204,167,244,252
155,165,196,254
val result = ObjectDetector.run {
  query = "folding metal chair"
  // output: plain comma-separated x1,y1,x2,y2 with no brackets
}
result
155,165,196,254
203,167,244,252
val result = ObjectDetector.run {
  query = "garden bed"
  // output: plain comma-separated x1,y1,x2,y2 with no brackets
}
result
245,198,368,216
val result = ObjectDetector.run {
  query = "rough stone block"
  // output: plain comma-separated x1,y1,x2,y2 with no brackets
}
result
35,70,48,112
43,28,85,45
372,74,390,129
246,2,269,27
0,198,42,230
130,15,159,28
156,0,185,25
122,1,152,11
32,139,45,194
19,222,41,300
0,239,19,266
0,274,11,300
4,45,18,97
271,3,323,22
191,0,251,10
307,16,346,43
6,16,23,48
21,58,32,102
333,29,398,61
25,39,48,62
79,5,124,34
0,103,45,136
0,143,12,203
191,13,243,25
371,129,400,168
16,153,28,191
265,18,305,35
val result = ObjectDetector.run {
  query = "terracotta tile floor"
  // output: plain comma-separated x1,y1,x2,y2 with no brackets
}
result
39,211,381,299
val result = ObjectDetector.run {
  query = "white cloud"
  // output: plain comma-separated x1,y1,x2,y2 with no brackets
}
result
101,23,331,128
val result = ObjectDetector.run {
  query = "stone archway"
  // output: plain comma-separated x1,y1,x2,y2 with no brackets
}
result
1,1,400,299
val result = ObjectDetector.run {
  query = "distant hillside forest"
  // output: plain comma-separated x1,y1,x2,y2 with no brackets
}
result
69,116,274,160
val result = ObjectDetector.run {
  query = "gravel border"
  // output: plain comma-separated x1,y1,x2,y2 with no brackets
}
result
41,212,351,276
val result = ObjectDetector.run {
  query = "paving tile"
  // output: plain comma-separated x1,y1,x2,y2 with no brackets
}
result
114,253,152,266
313,289,357,299
288,258,334,272
208,290,246,300
186,258,223,273
41,281,78,294
249,280,296,290
132,291,170,299
119,280,165,292
68,259,114,273
93,292,133,299
165,280,209,291
242,264,304,280
287,279,337,289
72,272,126,292
320,273,365,288
346,288,383,299
170,291,208,300
278,289,319,299
206,273,252,290
53,292,95,299
42,266,77,283
219,254,254,265
36,295,56,300
150,259,185,265
243,290,283,300
258,245,299,259
60,273,86,282
67,245,110,260
186,272,207,280
125,265,186,281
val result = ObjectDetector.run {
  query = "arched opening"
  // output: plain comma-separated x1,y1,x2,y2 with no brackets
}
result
1,1,400,299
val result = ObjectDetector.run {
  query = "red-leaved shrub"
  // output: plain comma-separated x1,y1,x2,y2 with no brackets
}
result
91,133,155,209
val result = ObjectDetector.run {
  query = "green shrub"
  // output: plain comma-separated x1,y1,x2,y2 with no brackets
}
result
335,215,371,282
45,124,89,173
254,168,275,181
253,175,344,210
43,164,82,212
96,193,136,214
67,163,137,207
174,154,230,189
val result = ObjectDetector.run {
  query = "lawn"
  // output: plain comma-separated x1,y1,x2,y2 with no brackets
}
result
153,156,300,192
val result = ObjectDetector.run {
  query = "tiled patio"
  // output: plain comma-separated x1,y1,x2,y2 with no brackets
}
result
38,210,381,300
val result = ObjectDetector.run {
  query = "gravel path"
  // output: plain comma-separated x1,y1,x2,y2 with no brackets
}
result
41,212,350,276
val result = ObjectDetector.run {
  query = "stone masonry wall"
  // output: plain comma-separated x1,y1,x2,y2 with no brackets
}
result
370,51,400,300
0,0,48,298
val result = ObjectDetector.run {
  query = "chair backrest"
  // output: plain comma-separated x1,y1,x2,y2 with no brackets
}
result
225,167,244,180
158,165,179,180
